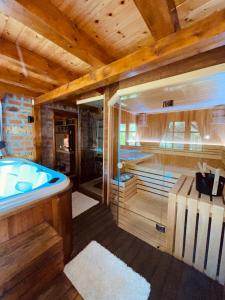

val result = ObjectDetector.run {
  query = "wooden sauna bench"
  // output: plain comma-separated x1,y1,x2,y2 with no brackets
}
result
125,153,224,197
111,153,224,251
111,177,168,250
167,175,225,285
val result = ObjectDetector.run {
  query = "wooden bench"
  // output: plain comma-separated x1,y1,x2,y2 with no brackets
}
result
167,175,225,284
110,176,167,250
0,222,64,299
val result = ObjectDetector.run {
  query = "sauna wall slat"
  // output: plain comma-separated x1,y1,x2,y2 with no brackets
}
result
167,175,186,254
218,232,225,284
206,199,224,279
183,189,198,265
174,177,193,260
194,196,211,273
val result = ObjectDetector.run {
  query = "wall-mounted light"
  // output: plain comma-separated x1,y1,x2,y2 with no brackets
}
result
204,135,211,140
28,116,34,123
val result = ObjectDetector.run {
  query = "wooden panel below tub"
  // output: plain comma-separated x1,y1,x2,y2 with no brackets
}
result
0,185,72,263
0,222,64,299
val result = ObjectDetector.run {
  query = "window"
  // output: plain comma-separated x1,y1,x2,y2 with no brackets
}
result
160,120,202,152
160,121,185,150
119,123,137,146
128,123,137,146
189,121,202,151
120,124,126,146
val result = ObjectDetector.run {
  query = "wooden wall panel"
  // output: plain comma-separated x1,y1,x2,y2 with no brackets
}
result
119,108,225,161
0,186,73,263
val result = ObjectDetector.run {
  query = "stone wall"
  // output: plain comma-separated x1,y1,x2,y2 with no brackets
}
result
2,94,34,160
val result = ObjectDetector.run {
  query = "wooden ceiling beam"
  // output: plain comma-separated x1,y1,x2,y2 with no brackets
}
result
0,82,40,97
0,65,57,93
0,38,74,85
134,0,180,40
35,9,225,105
0,0,112,67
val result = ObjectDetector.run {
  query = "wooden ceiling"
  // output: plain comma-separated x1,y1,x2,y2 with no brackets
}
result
0,0,224,101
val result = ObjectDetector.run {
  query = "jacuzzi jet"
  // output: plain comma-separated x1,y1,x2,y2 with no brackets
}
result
15,181,33,193
48,177,60,184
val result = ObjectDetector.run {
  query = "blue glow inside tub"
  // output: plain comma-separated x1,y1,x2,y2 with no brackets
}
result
0,158,70,213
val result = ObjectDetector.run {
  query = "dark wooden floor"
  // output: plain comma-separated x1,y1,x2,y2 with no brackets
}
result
38,204,224,300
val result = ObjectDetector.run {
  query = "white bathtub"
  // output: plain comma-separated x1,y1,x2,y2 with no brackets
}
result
0,158,70,213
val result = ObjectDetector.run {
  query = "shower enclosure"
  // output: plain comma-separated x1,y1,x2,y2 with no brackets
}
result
78,99,103,200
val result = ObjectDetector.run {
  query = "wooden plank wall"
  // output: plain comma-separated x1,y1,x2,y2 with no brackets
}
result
0,187,72,263
119,108,224,160
222,146,225,165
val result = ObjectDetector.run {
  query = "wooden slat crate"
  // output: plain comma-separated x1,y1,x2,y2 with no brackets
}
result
167,175,225,284
111,176,137,204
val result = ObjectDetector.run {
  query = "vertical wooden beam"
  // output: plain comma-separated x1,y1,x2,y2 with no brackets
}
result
32,103,42,163
103,84,119,205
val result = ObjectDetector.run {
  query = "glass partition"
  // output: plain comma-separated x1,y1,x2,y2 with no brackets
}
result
78,100,103,200
111,79,225,251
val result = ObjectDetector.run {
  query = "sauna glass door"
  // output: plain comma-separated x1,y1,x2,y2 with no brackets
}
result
115,96,168,250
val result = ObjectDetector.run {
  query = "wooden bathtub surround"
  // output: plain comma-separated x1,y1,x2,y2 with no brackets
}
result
0,222,64,299
0,182,73,264
167,175,225,284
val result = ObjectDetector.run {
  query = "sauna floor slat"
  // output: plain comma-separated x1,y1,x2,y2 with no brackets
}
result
38,204,223,300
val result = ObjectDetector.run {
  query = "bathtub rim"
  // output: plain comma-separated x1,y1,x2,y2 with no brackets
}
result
0,157,71,217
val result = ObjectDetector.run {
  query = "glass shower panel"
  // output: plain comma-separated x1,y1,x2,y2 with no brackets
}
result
78,101,103,200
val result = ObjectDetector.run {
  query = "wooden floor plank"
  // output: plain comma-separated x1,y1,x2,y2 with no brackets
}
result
38,204,223,300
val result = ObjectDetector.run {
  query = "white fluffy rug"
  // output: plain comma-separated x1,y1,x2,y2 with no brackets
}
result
72,192,98,218
64,241,151,300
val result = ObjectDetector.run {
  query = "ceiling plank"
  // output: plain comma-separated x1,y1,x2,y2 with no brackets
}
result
0,38,74,85
0,82,40,97
134,0,179,40
0,65,57,93
35,9,225,105
0,0,112,67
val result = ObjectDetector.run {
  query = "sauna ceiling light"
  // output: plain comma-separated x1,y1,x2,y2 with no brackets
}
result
204,135,210,140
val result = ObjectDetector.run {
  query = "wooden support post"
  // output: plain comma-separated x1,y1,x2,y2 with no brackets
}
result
105,84,119,206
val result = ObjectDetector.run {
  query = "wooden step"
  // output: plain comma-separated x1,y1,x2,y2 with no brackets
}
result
0,222,64,299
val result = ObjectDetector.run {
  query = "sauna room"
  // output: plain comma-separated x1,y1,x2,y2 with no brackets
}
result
0,1,225,300
110,66,225,252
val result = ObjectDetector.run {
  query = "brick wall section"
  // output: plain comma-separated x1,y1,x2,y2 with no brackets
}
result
2,94,34,160
41,105,54,167
41,103,77,168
